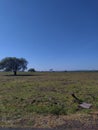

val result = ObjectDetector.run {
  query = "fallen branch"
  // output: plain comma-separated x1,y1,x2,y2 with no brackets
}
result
71,93,82,103
71,93,92,109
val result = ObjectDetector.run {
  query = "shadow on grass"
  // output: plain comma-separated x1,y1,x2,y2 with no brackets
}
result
54,121,98,130
4,74,39,77
0,129,56,130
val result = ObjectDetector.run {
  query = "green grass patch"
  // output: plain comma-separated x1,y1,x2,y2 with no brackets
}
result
0,71,98,119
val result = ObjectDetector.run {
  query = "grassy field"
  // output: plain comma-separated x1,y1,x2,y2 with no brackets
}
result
0,71,98,128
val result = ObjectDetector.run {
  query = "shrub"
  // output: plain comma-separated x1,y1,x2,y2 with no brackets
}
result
28,68,36,72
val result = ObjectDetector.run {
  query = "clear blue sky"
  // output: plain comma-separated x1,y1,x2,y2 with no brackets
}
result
0,0,98,71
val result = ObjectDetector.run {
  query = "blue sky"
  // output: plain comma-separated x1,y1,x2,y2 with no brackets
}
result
0,0,98,71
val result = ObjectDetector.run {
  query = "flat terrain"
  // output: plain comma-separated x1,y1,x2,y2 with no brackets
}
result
0,71,98,128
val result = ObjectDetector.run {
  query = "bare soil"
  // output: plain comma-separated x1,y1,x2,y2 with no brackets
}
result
1,114,98,129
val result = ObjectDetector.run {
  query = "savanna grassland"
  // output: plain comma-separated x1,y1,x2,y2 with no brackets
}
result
0,71,98,128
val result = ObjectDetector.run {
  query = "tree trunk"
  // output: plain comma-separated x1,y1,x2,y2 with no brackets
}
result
13,71,17,76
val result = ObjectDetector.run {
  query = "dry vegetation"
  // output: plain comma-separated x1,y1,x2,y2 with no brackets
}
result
0,71,98,128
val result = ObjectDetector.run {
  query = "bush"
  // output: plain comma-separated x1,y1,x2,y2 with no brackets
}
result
28,68,36,72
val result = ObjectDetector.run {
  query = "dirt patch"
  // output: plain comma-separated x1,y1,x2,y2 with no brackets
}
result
0,114,98,129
